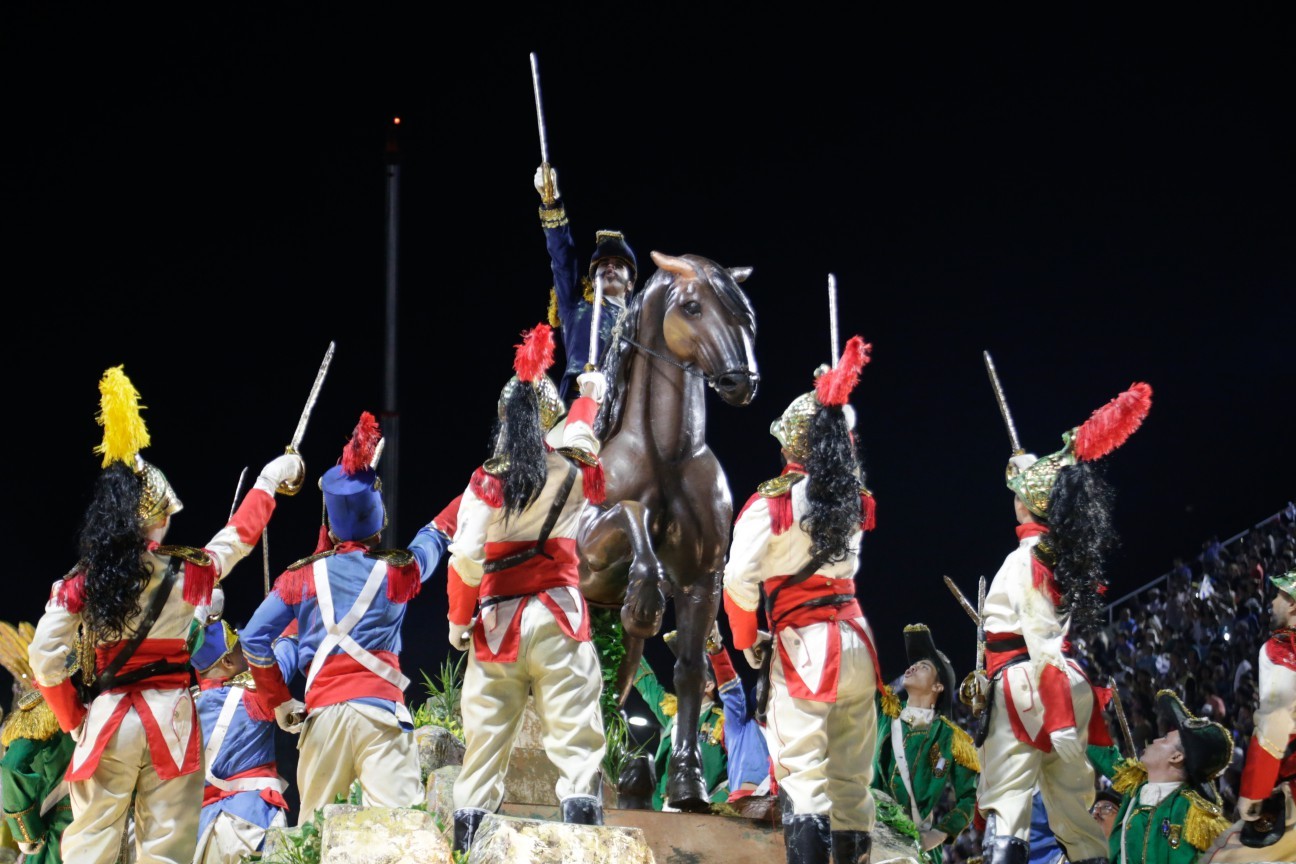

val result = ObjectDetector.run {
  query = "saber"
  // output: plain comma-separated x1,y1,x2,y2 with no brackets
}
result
587,273,605,370
983,350,1024,455
828,274,839,367
1108,676,1138,758
530,52,557,205
943,575,981,626
281,341,336,495
370,437,386,469
972,575,987,718
228,466,249,520
262,528,271,597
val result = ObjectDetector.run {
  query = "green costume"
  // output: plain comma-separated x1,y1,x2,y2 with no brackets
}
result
632,656,728,809
1107,769,1229,864
1,694,74,864
874,699,979,864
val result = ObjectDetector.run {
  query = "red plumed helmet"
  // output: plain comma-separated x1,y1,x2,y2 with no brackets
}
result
341,411,383,476
1072,382,1153,462
815,336,872,407
514,324,556,384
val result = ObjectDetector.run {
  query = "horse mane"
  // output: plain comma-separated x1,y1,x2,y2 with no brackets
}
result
594,279,647,440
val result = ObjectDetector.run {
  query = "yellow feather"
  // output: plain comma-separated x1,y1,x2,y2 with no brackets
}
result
1184,789,1230,851
880,684,901,719
1111,759,1148,795
547,288,562,328
93,365,150,468
660,693,678,718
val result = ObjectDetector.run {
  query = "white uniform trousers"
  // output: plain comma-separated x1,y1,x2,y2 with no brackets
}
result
295,701,422,822
767,621,877,831
64,704,204,864
978,662,1108,861
193,808,286,864
454,598,606,812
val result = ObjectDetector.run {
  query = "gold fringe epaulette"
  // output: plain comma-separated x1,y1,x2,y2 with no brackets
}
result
581,277,595,303
1,692,60,747
1111,758,1149,795
1183,788,1230,851
941,716,981,772
483,455,510,476
558,447,598,467
548,287,561,328
880,684,901,719
660,693,678,718
758,472,806,498
367,548,414,567
230,670,256,691
708,707,725,746
153,545,213,566
286,549,335,571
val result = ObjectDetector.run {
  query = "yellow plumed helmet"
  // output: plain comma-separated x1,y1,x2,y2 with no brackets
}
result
92,366,182,524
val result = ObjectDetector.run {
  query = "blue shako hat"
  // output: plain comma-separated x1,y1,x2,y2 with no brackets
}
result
588,230,637,284
321,412,385,542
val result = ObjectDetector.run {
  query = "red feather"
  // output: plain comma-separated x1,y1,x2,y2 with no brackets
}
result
341,412,382,475
1072,382,1153,462
514,324,556,384
814,336,872,407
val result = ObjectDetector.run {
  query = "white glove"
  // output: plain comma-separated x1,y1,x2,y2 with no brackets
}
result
274,698,306,734
743,630,772,670
194,587,226,624
449,622,473,651
577,371,607,403
534,164,559,201
919,829,949,852
1049,726,1084,763
254,453,306,495
1237,795,1263,821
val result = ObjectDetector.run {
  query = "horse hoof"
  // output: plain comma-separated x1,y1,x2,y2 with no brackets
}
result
667,770,709,813
621,608,660,640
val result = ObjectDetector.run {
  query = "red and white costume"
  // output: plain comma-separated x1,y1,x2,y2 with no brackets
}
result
448,396,607,814
723,466,881,831
976,522,1109,861
1205,627,1296,862
27,488,274,864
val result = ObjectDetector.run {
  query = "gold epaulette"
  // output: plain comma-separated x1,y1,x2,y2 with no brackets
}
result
483,455,510,476
153,545,212,566
581,277,595,303
940,716,980,772
538,204,568,229
708,707,725,746
1183,788,1230,851
557,447,598,467
230,670,256,691
660,693,678,718
367,548,414,567
758,472,806,498
1,691,60,747
879,684,901,719
286,549,335,571
1111,758,1149,795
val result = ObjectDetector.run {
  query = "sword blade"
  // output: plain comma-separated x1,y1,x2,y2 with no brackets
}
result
828,273,839,367
983,350,1024,455
289,341,336,453
228,466,249,520
529,52,549,164
587,275,605,368
943,575,981,627
262,527,271,597
1108,676,1138,757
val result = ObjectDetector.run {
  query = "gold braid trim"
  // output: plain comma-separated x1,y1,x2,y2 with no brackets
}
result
941,716,980,772
1,697,60,747
548,288,561,328
1183,789,1230,851
538,205,568,229
660,693,678,718
1111,759,1149,795
880,684,901,719
709,707,725,746
153,545,212,566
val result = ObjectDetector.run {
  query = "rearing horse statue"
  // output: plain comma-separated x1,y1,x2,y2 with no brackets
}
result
579,250,758,812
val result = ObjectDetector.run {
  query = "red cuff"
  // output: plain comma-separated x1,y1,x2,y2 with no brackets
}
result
432,494,463,537
37,679,87,733
724,592,758,650
248,663,292,711
567,395,599,427
1038,664,1077,734
447,566,479,626
709,646,738,686
1240,737,1281,800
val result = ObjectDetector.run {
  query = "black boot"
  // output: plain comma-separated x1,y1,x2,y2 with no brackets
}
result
452,808,488,854
561,795,604,825
784,813,831,864
831,830,871,864
981,813,1029,864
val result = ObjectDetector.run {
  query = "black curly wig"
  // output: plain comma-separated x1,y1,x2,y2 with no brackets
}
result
500,381,549,520
1042,461,1117,637
802,406,862,564
79,461,151,641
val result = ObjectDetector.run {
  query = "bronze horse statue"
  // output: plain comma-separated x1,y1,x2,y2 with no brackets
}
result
579,250,758,812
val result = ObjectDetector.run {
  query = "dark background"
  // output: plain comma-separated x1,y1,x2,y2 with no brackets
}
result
2,5,1292,810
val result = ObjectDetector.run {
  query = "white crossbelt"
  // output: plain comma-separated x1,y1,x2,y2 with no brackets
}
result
891,717,933,830
204,685,288,795
305,559,411,695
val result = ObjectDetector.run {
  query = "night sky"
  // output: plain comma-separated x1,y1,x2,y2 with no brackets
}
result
3,8,1292,756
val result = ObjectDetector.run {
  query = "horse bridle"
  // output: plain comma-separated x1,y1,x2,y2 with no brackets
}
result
615,333,716,387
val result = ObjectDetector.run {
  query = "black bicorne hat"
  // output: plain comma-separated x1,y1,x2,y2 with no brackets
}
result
589,230,637,284
1156,689,1232,797
903,623,957,716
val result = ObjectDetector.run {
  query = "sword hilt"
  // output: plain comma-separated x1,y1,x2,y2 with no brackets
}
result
277,445,304,497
